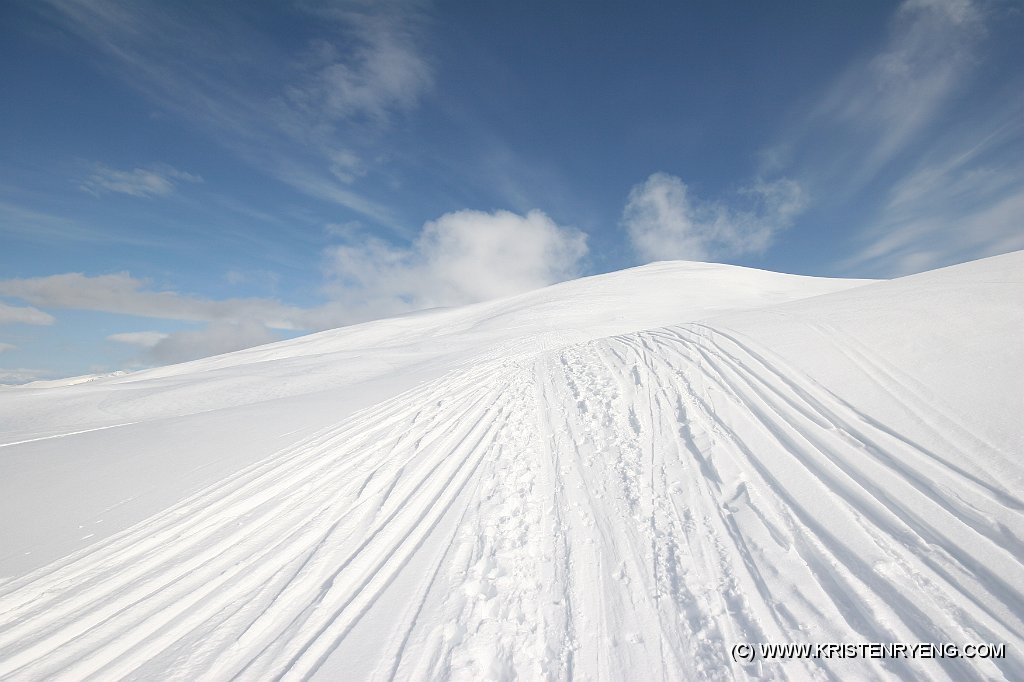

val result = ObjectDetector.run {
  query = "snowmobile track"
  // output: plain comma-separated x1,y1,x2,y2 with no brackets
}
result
0,322,1021,681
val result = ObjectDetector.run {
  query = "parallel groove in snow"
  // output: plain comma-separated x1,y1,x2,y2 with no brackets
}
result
0,324,1021,681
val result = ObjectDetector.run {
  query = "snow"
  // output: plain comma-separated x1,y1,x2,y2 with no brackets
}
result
0,253,1021,680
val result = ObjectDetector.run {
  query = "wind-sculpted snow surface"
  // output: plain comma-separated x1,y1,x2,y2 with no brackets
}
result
0,254,1022,680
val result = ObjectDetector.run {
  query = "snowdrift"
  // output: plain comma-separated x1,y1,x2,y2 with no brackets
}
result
0,253,1021,681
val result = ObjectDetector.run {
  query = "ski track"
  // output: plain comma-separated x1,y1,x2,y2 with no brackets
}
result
1,324,1022,681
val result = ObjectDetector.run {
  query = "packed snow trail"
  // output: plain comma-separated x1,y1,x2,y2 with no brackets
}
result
1,321,1021,680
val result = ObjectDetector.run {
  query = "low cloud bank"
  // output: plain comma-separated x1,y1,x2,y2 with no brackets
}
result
2,208,587,365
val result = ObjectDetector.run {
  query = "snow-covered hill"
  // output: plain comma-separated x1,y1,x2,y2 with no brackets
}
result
0,253,1021,680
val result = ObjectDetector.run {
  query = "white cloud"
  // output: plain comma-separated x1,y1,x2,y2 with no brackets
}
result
0,201,593,366
103,323,292,366
0,343,15,353
36,0,430,228
271,161,401,229
326,149,367,184
1,207,587,366
0,210,586,331
847,173,1024,275
839,81,1024,276
756,0,1024,275
107,331,169,348
284,10,432,127
145,321,279,364
0,200,138,245
622,173,805,263
0,301,55,326
1,274,300,366
0,273,302,330
81,163,202,198
771,0,987,191
813,0,983,175
325,208,588,312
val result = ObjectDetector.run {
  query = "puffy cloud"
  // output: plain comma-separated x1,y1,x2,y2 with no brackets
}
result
417,208,588,304
0,301,54,326
0,343,15,353
325,208,588,311
81,163,202,198
622,173,805,263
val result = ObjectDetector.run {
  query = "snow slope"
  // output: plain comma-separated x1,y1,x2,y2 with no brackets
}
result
1,254,1022,681
0,262,867,576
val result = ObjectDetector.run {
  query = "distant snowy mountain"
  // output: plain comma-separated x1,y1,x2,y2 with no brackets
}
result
1,253,1021,680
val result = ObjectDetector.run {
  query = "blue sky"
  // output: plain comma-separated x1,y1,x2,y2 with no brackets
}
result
1,0,1022,382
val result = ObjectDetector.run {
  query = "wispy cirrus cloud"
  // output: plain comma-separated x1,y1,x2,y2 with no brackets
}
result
622,173,805,263
80,163,201,198
842,98,1024,275
0,199,152,245
770,0,986,191
809,0,983,182
283,4,432,128
766,0,1022,275
36,0,432,230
